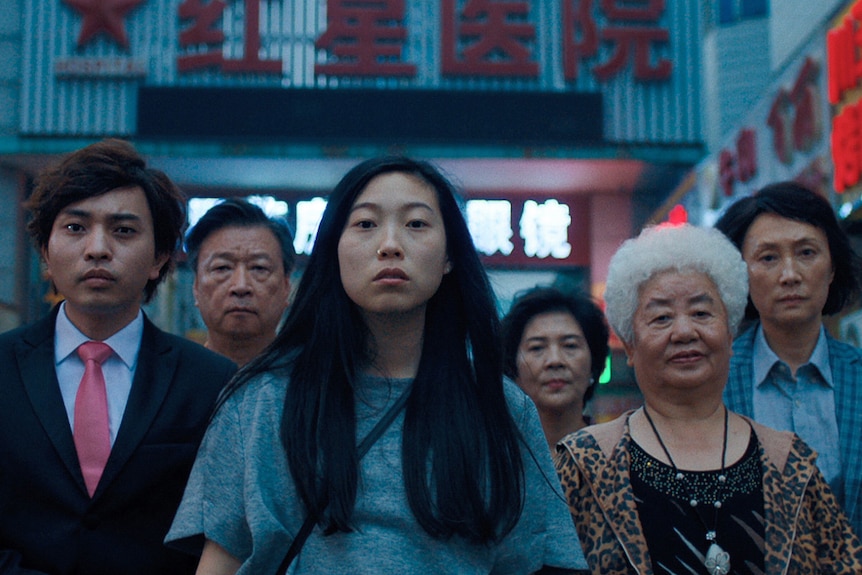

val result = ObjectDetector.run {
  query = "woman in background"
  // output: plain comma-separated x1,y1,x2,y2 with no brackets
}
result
502,286,609,450
168,156,587,574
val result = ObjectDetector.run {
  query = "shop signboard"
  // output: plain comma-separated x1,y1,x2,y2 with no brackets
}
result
690,40,832,225
828,0,862,194
191,192,588,268
289,192,589,267
22,0,702,145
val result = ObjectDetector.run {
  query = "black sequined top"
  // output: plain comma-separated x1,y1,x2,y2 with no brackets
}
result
630,428,765,574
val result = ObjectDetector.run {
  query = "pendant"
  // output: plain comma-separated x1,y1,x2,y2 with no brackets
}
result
705,542,731,575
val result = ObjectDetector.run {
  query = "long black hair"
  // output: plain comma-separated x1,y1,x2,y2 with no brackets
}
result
220,156,524,544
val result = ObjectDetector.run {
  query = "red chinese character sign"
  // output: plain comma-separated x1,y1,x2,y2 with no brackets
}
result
791,61,822,154
36,0,695,139
563,0,671,82
178,0,282,73
767,90,793,164
718,128,757,197
442,0,538,77
309,0,674,83
68,0,677,83
827,1,862,106
832,101,862,193
315,0,417,77
828,1,862,193
735,129,757,184
767,58,822,166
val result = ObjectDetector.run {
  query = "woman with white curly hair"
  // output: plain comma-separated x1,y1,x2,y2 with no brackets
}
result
554,224,862,575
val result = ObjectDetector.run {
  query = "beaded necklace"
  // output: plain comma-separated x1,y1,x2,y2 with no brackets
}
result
642,405,731,575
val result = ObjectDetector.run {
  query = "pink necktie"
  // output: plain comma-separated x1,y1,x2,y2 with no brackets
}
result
74,341,113,497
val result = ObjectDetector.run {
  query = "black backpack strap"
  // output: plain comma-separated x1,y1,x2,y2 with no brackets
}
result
276,382,412,574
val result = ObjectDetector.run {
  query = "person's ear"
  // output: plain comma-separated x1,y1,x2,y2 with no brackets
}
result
149,253,171,281
192,274,200,307
40,247,58,295
40,246,51,278
622,339,635,368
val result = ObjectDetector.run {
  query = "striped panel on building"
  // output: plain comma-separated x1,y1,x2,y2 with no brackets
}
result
22,0,702,145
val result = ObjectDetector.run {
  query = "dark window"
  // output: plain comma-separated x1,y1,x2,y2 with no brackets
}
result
718,0,736,24
740,0,768,18
718,0,769,25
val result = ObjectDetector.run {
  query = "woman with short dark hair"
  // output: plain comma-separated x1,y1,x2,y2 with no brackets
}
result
716,181,862,535
501,286,609,449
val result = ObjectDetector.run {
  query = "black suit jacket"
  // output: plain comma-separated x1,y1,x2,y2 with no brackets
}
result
0,308,236,575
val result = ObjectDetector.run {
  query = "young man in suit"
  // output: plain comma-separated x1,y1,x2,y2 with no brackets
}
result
0,139,236,574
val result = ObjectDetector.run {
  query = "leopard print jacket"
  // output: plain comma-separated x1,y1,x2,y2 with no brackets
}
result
554,410,862,575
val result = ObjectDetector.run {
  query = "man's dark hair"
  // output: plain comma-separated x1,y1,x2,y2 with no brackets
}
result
501,286,610,404
185,198,295,276
714,180,862,318
25,138,186,302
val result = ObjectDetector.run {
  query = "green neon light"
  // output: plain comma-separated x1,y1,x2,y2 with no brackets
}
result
598,355,612,384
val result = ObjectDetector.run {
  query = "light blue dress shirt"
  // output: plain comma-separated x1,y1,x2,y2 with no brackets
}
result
752,323,843,493
54,302,142,445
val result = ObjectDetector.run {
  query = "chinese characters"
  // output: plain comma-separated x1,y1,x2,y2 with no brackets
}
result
175,0,673,83
442,0,538,77
315,0,417,76
292,196,576,263
768,58,822,166
178,0,282,73
563,0,671,82
718,128,757,197
829,0,862,193
467,199,515,256
293,197,327,256
520,199,572,259
827,1,862,106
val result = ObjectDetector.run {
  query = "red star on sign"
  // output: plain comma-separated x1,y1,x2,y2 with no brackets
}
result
63,0,145,49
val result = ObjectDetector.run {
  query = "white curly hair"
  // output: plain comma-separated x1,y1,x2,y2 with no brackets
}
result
604,224,749,345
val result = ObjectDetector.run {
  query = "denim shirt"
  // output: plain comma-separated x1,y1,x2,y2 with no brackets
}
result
752,324,843,494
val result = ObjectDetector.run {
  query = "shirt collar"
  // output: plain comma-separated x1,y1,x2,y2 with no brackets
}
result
752,322,833,388
55,301,144,369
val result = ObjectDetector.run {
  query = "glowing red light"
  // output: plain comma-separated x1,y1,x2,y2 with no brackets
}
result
668,204,688,225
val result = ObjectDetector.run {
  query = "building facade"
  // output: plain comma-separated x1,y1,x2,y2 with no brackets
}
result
0,0,713,417
680,0,862,345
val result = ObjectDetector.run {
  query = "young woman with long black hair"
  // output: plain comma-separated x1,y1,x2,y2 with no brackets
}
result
167,156,587,574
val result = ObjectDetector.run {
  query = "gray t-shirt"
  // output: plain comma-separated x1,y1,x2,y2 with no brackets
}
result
167,370,586,574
